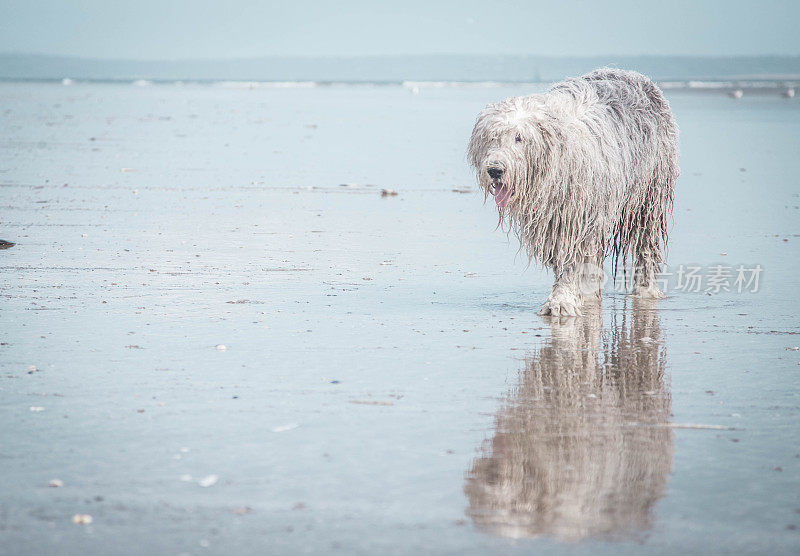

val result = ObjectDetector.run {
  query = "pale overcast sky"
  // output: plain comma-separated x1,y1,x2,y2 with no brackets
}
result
1,0,798,59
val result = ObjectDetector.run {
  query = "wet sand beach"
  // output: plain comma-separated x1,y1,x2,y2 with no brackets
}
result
1,82,799,554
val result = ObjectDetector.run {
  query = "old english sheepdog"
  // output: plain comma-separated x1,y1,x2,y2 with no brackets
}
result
468,68,679,316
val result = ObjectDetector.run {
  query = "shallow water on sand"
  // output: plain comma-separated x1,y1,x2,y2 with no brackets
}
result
1,83,799,554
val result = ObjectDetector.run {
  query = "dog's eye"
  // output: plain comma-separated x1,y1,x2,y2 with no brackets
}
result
515,134,522,143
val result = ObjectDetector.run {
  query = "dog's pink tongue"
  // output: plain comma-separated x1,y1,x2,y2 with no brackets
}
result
494,185,512,208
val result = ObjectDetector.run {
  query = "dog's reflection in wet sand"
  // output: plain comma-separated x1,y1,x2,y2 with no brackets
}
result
465,301,673,541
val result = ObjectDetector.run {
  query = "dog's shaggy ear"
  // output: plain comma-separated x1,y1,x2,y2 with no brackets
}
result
521,115,564,183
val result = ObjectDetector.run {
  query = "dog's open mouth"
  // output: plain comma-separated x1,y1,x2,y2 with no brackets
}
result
491,183,513,208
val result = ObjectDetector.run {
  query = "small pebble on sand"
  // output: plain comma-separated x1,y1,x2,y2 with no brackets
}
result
198,474,218,487
271,423,299,433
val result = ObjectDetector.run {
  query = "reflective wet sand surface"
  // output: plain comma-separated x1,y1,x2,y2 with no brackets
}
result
466,302,673,542
1,83,799,554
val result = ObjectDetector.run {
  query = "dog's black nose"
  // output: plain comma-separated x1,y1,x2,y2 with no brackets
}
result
487,167,503,179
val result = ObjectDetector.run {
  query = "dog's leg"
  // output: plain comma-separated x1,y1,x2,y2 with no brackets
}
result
538,263,586,317
632,247,665,299
630,174,671,299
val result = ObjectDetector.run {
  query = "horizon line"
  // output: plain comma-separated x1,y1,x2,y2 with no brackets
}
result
3,52,800,63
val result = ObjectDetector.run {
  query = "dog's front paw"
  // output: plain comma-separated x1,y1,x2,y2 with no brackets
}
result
538,295,583,317
632,285,665,299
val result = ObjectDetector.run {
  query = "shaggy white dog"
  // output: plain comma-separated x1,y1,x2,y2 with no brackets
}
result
468,68,679,316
